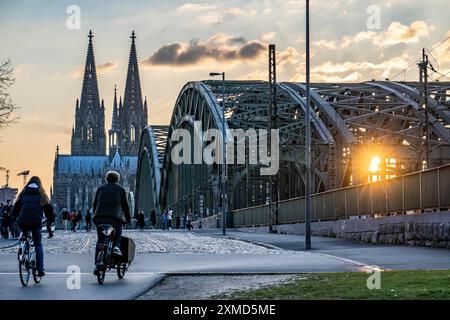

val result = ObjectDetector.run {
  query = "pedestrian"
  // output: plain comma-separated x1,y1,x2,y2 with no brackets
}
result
175,215,180,229
13,176,53,277
70,209,78,232
168,208,173,230
92,171,131,275
182,214,187,229
186,209,193,230
60,208,70,232
161,210,168,230
150,209,156,229
1,200,12,239
0,202,3,238
77,210,83,230
44,205,55,238
85,208,92,232
136,209,146,231
5,200,19,239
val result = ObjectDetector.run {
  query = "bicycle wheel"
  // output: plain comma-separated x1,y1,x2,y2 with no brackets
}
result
19,243,30,287
117,263,126,279
96,250,106,285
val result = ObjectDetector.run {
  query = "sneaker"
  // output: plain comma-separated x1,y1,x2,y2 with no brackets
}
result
113,246,122,256
93,268,100,276
37,270,45,277
48,233,54,239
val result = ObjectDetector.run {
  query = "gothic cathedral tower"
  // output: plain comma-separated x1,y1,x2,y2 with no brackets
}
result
71,30,106,155
118,31,148,156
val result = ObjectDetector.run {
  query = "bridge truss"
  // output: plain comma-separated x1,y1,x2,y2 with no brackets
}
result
135,80,450,216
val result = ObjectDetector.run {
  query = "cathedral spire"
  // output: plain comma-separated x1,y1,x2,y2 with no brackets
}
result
71,30,106,156
119,30,148,156
123,30,143,113
80,30,100,111
109,85,121,158
112,85,119,130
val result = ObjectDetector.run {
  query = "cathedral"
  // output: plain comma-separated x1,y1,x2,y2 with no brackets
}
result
52,30,148,215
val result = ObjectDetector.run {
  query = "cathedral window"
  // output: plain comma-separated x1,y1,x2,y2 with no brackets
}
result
87,125,94,142
130,124,136,143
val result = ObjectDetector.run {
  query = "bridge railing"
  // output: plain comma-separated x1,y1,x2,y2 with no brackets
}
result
233,164,450,227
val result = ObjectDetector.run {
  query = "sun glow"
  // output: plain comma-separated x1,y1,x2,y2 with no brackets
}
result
369,156,381,173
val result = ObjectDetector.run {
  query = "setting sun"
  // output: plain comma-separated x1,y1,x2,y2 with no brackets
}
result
369,156,381,173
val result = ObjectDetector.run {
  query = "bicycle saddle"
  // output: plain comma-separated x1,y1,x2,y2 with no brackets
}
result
98,224,115,236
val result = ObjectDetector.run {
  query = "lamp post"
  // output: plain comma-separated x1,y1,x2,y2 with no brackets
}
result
209,72,227,235
305,0,312,250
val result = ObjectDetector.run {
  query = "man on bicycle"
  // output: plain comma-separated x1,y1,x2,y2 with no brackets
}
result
92,171,131,275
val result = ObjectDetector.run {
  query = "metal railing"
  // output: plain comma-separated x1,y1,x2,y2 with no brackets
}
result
233,164,450,227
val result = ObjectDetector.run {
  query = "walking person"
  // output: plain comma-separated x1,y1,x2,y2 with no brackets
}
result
92,171,131,275
60,208,70,232
77,210,83,230
12,176,53,277
168,208,173,230
186,209,193,230
85,209,92,232
150,209,156,229
5,200,19,239
161,210,168,230
136,209,146,231
1,200,12,239
0,202,3,238
70,209,78,232
44,205,55,238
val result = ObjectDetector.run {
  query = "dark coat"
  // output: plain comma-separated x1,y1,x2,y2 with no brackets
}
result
137,213,146,227
2,204,13,224
13,185,53,230
92,182,131,225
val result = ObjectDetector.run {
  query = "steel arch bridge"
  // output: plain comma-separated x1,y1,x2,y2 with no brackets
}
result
135,80,450,216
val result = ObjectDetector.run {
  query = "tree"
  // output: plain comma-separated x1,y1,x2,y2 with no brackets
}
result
0,59,17,129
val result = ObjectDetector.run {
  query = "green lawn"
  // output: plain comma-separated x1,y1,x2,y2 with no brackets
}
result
222,270,450,300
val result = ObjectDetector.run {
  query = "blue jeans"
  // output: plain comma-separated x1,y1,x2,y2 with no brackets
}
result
23,228,44,273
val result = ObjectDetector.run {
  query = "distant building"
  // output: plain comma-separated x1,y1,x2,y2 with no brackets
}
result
52,30,148,214
0,187,18,204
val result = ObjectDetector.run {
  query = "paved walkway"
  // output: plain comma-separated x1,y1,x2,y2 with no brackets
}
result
0,238,18,249
1,229,449,299
197,229,450,270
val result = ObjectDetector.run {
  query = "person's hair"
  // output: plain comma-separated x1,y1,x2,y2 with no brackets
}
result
105,171,120,183
18,176,50,206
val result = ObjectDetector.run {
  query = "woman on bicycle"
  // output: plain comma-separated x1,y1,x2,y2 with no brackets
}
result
12,176,53,277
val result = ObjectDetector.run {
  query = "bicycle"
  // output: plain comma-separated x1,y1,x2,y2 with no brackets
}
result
95,224,134,285
18,231,42,286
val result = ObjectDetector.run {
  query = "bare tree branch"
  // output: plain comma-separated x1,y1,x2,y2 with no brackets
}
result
0,58,18,129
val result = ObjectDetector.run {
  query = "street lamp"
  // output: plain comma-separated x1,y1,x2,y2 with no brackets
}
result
305,0,312,250
209,72,227,236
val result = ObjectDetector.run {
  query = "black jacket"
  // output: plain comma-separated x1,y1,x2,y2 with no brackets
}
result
92,182,131,225
13,185,53,230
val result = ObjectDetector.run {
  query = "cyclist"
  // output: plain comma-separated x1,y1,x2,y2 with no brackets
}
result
92,171,131,275
12,176,53,277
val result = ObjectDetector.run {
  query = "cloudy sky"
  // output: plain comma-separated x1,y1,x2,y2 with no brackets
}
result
0,0,449,191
